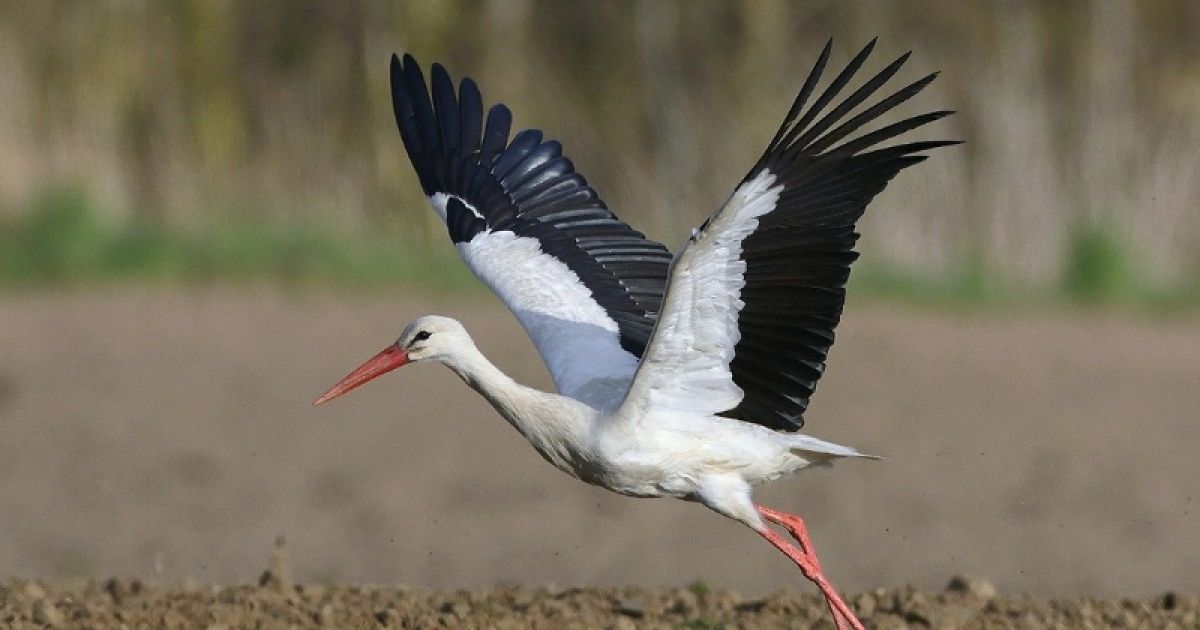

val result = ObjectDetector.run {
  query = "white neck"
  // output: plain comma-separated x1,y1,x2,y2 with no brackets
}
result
440,341,597,479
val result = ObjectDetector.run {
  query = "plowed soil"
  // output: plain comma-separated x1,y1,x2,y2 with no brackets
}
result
1,290,1198,628
1,573,1195,629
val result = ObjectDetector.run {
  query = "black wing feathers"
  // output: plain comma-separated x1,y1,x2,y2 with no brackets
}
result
480,106,512,163
720,41,958,432
390,54,674,357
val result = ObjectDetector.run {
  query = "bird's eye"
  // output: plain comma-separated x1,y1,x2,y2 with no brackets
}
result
412,330,432,343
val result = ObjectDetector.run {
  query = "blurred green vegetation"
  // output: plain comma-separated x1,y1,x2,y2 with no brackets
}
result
679,616,725,630
3,183,1195,311
851,237,1200,312
0,1,1197,307
0,184,478,292
1064,223,1130,304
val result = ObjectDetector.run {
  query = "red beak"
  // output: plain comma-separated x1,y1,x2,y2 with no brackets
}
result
313,343,409,405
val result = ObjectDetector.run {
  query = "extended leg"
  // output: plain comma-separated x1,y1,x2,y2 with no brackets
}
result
754,505,865,630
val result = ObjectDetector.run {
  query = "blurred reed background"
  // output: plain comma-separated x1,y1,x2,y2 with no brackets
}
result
0,0,1197,301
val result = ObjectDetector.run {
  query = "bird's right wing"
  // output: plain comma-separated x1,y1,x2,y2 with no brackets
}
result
619,40,957,430
390,55,673,409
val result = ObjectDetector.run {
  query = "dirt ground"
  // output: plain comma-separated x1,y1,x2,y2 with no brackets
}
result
1,572,1196,629
1,289,1198,609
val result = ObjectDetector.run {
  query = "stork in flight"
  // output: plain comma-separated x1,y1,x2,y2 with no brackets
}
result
315,40,955,630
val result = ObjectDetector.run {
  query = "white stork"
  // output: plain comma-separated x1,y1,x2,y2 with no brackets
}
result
315,40,956,630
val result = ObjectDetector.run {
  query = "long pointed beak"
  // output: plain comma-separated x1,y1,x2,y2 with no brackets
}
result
313,343,409,406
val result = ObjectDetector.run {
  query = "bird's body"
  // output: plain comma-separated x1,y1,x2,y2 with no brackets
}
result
316,41,956,630
370,316,869,521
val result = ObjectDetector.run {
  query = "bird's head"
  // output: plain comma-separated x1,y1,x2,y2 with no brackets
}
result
313,315,471,405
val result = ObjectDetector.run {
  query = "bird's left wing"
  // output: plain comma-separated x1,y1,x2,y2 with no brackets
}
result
619,40,958,430
390,55,673,409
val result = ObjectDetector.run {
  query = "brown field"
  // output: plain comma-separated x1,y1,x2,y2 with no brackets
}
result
1,290,1198,611
1,575,1195,629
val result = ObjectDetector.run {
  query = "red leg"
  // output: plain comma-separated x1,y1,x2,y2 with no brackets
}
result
754,505,866,630
758,505,822,567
